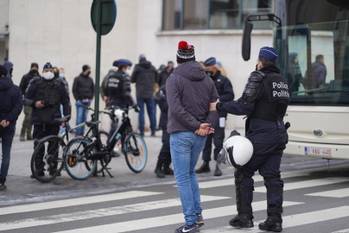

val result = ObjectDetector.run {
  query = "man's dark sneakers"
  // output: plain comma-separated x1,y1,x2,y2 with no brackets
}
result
196,214,204,228
196,162,210,174
0,183,7,191
175,224,200,233
229,215,254,228
259,217,283,232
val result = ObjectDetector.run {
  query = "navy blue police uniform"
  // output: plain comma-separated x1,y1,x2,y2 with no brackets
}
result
217,47,289,232
201,57,234,172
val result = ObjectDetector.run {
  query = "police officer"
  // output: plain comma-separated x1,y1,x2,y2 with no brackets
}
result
25,62,71,177
101,59,134,108
196,57,234,177
216,47,289,232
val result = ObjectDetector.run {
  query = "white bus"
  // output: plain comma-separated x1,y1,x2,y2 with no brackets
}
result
242,0,349,160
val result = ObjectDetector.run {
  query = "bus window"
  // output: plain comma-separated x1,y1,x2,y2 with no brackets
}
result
282,20,349,105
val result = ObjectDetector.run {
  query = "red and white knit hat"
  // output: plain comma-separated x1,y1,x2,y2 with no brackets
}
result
177,41,195,63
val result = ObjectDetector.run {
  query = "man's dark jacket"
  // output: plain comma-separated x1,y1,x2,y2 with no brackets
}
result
0,77,23,128
131,60,158,99
166,61,219,134
72,74,95,101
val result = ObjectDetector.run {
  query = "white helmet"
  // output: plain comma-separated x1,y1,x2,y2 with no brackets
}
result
218,131,254,167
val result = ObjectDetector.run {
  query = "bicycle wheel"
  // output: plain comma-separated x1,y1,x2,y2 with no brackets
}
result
123,133,148,173
64,137,97,180
30,136,65,183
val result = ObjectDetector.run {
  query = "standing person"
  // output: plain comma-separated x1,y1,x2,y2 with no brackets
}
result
310,54,327,88
167,41,218,233
19,63,40,141
25,63,71,177
131,55,158,136
101,59,134,108
158,61,174,87
196,57,234,177
154,85,173,178
0,65,22,190
72,65,94,136
215,47,289,232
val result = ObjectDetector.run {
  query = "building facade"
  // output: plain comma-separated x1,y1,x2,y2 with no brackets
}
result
5,0,273,131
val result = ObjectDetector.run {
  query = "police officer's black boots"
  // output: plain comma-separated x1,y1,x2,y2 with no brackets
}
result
259,215,282,232
154,160,165,178
196,161,210,174
230,172,254,229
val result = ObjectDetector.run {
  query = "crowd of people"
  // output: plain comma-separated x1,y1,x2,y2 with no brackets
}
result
0,40,290,233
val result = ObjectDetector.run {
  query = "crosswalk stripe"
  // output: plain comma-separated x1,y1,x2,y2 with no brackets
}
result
53,201,301,233
0,191,162,216
197,172,303,189
332,228,349,233
202,206,349,233
255,177,349,193
306,187,349,198
0,195,229,231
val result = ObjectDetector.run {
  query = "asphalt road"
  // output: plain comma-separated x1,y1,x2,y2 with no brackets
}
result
0,135,349,232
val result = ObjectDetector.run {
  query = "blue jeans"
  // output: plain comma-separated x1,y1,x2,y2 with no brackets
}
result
170,131,207,226
137,97,156,134
0,125,15,184
75,100,90,136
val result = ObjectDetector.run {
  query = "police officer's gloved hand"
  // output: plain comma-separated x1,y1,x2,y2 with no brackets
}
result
133,105,140,113
216,102,224,112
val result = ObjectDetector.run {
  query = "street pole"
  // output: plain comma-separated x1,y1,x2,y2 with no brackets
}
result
94,0,102,123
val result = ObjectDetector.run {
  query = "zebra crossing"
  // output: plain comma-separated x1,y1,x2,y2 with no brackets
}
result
0,173,348,233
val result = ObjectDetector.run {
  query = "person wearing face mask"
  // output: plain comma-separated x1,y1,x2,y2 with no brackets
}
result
196,57,234,177
72,65,94,136
19,63,40,141
25,62,71,178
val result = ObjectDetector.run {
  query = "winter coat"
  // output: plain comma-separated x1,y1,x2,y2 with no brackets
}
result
72,74,95,101
131,60,158,99
166,61,219,134
0,77,23,128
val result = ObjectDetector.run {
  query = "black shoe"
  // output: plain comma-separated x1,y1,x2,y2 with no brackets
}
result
229,215,254,228
0,183,6,191
175,224,199,233
196,214,204,228
163,167,174,176
196,162,210,174
151,131,156,137
213,164,222,177
155,160,165,178
259,217,282,232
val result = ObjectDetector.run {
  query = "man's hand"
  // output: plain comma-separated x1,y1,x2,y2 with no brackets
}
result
35,100,45,109
0,120,10,128
195,123,215,136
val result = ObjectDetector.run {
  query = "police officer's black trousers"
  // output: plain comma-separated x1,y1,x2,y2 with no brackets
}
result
202,126,225,162
157,130,171,167
33,124,60,173
234,143,284,220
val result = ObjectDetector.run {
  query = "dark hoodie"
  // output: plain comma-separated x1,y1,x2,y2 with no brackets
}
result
0,76,23,127
166,61,218,134
131,59,158,99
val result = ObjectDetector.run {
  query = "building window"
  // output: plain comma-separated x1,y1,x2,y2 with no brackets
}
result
162,0,272,30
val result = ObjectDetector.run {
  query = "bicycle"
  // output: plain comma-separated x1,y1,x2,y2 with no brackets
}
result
64,106,148,180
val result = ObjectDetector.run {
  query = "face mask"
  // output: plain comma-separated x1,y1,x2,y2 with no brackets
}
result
59,73,65,78
30,69,38,75
206,71,214,77
42,71,55,80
